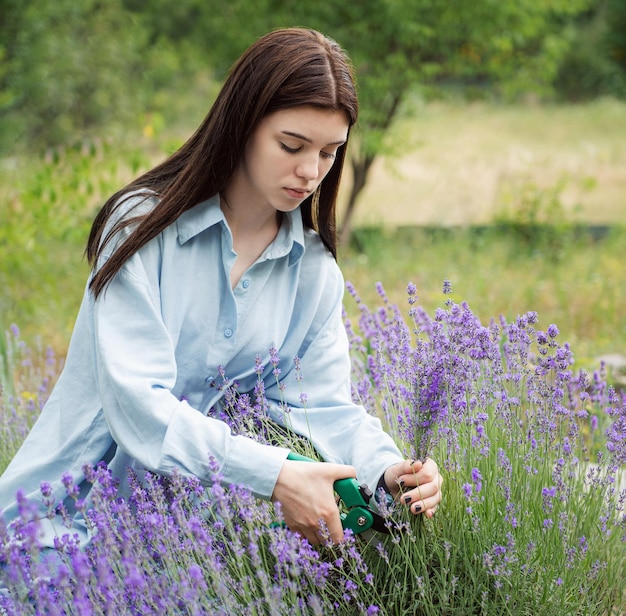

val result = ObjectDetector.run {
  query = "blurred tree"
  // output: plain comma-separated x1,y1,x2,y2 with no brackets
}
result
1,0,600,238
554,0,626,101
0,0,156,152
131,0,592,239
605,0,626,72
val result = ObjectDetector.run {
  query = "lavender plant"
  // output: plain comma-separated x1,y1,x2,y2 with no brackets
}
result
0,326,62,472
1,282,624,615
344,281,625,614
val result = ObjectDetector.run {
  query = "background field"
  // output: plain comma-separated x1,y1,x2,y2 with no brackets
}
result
342,98,626,226
336,99,626,378
1,100,625,382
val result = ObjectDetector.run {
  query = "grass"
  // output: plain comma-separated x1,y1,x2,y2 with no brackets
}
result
343,97,626,227
339,225,626,373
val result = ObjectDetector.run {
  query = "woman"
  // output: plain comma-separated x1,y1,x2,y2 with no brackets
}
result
0,28,442,547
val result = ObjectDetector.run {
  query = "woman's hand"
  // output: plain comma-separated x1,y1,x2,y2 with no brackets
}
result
271,459,356,545
383,458,443,518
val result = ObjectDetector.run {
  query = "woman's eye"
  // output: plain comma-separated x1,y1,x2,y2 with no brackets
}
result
280,142,336,161
280,142,301,154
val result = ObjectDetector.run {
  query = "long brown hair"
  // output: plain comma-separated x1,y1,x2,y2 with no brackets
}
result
87,27,358,298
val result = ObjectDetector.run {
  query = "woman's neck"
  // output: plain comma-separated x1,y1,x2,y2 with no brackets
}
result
219,191,281,238
220,192,282,288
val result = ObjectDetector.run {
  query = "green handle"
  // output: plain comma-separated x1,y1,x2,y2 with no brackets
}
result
287,452,362,501
286,451,316,463
286,452,374,533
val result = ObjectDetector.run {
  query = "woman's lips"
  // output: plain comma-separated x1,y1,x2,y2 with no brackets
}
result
284,187,310,199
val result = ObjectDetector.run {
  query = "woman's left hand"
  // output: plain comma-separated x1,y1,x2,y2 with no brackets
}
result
383,458,443,518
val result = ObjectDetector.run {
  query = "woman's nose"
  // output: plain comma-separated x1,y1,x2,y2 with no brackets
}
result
296,156,319,181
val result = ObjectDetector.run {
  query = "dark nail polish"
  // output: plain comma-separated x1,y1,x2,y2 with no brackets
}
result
413,504,422,513
399,479,405,489
403,495,412,504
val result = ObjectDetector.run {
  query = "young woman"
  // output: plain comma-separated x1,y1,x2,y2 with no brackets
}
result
0,28,442,547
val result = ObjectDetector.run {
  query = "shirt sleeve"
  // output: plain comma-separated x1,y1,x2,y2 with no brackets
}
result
262,265,403,495
93,243,289,500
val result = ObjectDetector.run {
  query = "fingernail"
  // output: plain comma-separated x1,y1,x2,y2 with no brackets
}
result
398,479,405,489
403,495,412,504
413,504,422,513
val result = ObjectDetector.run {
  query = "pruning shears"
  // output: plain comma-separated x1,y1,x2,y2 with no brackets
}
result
287,451,393,536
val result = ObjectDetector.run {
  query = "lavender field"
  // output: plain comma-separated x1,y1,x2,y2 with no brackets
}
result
1,0,625,609
1,281,624,615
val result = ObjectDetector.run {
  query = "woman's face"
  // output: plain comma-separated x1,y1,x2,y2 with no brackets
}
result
230,105,349,215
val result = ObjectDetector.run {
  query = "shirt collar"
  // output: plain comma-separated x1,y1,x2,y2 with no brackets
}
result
176,194,305,266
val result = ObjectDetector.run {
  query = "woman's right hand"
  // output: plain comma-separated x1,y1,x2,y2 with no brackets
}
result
271,459,356,545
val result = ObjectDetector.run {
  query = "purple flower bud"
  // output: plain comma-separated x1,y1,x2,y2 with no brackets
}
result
547,324,560,338
40,481,53,498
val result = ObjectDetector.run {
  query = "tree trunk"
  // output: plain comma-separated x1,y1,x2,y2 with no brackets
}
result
339,155,375,246
338,90,405,246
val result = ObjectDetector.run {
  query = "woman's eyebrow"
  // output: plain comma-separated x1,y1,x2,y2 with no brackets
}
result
281,130,346,146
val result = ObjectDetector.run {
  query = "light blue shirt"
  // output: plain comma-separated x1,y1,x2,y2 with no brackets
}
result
0,193,402,547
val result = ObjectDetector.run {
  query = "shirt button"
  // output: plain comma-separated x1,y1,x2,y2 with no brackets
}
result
242,279,250,289
224,328,233,338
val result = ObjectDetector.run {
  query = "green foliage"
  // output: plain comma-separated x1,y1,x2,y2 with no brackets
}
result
554,1,626,101
423,0,592,100
604,0,626,72
2,0,622,229
492,176,578,261
0,0,193,153
2,0,136,150
0,136,153,349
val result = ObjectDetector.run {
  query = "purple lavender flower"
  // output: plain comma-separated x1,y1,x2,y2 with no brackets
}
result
471,467,483,493
3,283,625,615
547,324,560,338
39,482,53,498
269,344,282,379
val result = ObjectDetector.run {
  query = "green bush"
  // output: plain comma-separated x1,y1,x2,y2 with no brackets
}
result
0,136,152,348
554,3,626,101
605,0,626,73
0,0,191,154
